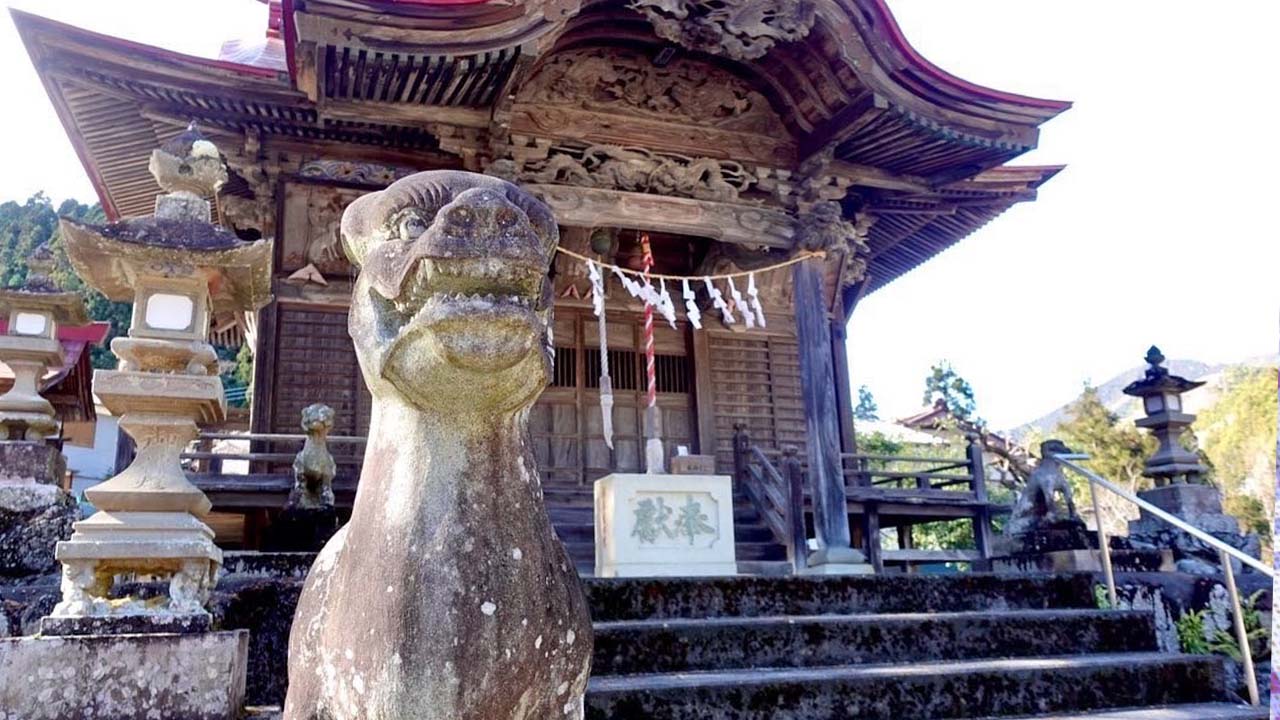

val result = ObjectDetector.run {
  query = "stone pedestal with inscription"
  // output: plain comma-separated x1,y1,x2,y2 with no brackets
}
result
594,473,737,577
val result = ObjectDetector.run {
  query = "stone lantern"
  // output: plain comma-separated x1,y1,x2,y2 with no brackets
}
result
47,125,271,631
1122,345,1257,573
1121,346,1207,486
0,244,88,442
0,245,89,579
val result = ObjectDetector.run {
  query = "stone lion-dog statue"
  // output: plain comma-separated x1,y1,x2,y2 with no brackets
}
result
284,171,592,720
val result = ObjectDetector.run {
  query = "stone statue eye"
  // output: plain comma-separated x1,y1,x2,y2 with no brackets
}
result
495,208,519,227
447,207,473,226
397,211,429,239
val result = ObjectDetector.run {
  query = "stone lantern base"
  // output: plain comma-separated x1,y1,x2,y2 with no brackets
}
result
0,629,249,720
1127,484,1260,575
48,368,225,623
0,441,76,577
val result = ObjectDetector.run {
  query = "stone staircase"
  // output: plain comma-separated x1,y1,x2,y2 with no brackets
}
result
545,485,788,575
579,573,1262,720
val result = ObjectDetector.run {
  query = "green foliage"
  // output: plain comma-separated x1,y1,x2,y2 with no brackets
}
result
1175,591,1270,661
1093,584,1112,609
854,385,879,421
857,431,902,457
1176,609,1211,655
1054,384,1154,490
923,360,978,422
0,193,131,369
1196,366,1276,554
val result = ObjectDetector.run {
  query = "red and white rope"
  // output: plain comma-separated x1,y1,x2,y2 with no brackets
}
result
641,234,657,410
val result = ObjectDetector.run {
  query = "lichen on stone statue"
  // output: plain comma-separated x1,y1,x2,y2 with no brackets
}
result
284,171,592,720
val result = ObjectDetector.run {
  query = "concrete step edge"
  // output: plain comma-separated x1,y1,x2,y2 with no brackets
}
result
593,608,1152,632
966,703,1266,720
586,652,1212,693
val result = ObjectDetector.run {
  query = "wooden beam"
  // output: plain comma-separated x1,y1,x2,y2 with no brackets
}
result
526,185,797,249
690,327,717,458
318,97,491,129
828,160,935,194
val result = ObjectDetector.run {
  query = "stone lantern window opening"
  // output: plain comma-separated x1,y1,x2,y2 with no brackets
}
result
10,310,51,338
129,277,210,342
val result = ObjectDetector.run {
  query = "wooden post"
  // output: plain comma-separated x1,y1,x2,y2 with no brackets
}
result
731,423,748,486
782,446,808,573
792,259,858,566
830,304,856,457
968,438,994,570
1220,548,1260,706
863,503,882,573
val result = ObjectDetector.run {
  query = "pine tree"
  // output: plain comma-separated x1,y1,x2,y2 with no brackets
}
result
1053,384,1155,533
854,385,879,421
923,360,978,422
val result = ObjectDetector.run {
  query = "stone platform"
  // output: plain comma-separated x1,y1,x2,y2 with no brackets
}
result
0,629,248,719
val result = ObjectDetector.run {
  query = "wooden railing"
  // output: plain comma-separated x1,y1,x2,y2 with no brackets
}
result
732,427,995,572
842,440,987,499
181,431,366,470
733,425,807,573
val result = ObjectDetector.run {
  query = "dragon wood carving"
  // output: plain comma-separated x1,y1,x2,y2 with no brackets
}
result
506,144,756,203
283,171,591,720
629,0,816,60
519,47,785,136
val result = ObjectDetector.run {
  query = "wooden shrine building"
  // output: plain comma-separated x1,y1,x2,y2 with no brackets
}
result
14,0,1068,571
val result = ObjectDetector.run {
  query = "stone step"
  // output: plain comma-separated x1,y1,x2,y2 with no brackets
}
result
584,573,1098,622
584,652,1227,720
973,703,1267,719
236,695,1263,719
592,609,1157,675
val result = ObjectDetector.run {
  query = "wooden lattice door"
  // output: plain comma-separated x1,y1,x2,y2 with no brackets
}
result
531,307,694,486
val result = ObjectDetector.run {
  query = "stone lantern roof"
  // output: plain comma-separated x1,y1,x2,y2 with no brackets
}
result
1121,346,1204,399
0,243,89,326
57,122,272,315
57,216,272,314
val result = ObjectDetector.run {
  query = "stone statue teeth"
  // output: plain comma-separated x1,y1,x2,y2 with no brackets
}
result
284,171,591,720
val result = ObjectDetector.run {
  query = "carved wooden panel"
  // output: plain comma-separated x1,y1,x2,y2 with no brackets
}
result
278,181,367,276
511,46,795,166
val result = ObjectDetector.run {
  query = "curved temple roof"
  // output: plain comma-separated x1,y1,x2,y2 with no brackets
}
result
11,0,1068,296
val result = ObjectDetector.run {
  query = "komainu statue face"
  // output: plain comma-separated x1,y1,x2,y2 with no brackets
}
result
341,172,558,414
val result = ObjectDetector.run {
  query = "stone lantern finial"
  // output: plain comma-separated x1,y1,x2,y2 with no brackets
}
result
148,121,229,221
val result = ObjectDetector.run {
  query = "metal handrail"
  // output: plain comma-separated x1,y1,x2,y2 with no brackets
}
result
1054,454,1266,706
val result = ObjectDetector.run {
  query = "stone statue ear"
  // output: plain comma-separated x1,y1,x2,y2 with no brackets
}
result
340,191,382,269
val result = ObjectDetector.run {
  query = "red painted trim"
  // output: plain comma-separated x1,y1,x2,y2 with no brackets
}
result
0,320,109,344
866,0,1071,111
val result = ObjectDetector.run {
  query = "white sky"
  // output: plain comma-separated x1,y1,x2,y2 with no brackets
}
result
1,1,1277,429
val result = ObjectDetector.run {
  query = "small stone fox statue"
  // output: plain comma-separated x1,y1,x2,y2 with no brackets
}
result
289,403,336,509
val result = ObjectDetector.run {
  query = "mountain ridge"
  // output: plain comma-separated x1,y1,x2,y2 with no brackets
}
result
1005,353,1278,441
